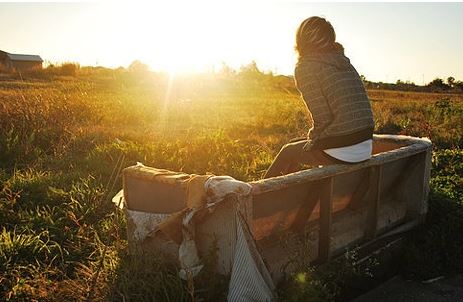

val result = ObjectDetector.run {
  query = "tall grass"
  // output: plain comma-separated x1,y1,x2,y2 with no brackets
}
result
0,70,462,300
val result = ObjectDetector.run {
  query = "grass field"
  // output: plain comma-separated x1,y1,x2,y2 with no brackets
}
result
1,68,462,301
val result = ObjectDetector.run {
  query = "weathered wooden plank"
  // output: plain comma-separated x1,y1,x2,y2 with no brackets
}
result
318,177,334,262
389,153,422,202
404,151,429,221
236,193,254,234
250,135,431,196
290,181,322,231
348,168,371,210
365,165,383,240
421,148,433,220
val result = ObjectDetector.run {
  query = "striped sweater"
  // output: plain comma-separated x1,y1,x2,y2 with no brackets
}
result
294,51,374,150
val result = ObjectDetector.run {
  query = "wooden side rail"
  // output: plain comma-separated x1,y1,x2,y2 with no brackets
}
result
318,177,334,262
250,135,432,196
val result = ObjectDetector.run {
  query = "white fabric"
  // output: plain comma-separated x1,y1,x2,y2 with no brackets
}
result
111,189,125,209
179,209,204,280
205,176,253,204
228,212,276,301
125,209,171,241
323,139,373,163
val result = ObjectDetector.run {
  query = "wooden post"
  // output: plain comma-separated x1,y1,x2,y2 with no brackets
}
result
318,177,334,262
365,165,382,239
404,152,427,221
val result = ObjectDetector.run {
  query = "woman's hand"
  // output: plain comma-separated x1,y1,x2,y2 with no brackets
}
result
302,138,318,151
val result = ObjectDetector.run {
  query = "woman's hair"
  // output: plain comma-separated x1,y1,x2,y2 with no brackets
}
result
295,16,344,58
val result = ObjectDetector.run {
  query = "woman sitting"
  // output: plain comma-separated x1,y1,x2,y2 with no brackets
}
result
265,16,375,178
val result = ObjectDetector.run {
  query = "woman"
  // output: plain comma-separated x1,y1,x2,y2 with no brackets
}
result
264,16,375,178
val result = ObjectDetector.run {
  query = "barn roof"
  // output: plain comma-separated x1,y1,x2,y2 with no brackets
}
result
6,53,43,62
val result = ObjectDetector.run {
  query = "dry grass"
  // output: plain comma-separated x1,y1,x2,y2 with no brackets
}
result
0,69,462,301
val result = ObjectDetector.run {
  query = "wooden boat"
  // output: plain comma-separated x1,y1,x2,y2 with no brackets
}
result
119,134,432,284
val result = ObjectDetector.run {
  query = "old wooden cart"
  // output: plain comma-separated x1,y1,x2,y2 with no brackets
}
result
118,134,432,299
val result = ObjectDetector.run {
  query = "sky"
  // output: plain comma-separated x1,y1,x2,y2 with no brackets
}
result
0,1,462,84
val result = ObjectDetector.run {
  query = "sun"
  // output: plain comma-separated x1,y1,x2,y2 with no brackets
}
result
84,1,285,74
96,1,243,74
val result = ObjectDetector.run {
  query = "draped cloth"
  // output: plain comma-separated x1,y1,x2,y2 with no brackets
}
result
113,171,276,301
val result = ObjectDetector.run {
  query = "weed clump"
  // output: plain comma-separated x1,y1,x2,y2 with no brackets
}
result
401,149,463,280
278,248,377,301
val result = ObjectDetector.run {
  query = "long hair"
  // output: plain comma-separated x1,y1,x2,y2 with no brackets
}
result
295,16,344,58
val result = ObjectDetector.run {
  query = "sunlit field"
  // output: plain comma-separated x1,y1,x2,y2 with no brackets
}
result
1,66,462,301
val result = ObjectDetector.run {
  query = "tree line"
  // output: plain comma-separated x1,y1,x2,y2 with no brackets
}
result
361,76,463,93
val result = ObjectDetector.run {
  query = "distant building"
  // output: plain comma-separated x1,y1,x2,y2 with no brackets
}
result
0,50,43,72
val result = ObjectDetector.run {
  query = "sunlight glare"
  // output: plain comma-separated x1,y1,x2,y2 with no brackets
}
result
101,1,252,74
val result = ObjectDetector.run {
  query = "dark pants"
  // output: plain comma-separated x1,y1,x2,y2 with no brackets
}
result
264,139,344,178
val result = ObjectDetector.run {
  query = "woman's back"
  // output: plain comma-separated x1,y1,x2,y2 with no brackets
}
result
295,51,374,150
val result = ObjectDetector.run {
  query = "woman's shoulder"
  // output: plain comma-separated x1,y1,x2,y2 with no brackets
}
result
295,58,323,78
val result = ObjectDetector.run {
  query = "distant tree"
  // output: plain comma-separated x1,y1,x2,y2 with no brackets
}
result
454,81,463,91
359,74,372,89
238,61,266,83
447,76,455,87
218,62,235,77
128,60,150,74
60,63,80,76
239,61,261,76
427,78,450,91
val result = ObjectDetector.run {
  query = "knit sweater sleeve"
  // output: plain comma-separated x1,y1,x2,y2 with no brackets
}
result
294,64,334,141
